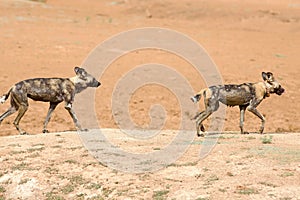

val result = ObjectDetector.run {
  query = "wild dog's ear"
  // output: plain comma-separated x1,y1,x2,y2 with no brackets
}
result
74,67,87,77
262,72,268,81
74,66,80,74
262,72,273,81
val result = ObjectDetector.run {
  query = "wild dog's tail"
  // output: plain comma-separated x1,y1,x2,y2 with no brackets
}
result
191,88,206,103
0,88,12,104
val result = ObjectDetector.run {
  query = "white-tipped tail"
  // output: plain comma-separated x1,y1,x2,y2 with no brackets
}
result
0,95,6,104
191,96,198,103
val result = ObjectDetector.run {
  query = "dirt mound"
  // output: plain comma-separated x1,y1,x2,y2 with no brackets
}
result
0,0,299,198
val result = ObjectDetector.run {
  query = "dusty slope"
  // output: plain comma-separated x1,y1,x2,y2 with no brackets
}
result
0,0,299,199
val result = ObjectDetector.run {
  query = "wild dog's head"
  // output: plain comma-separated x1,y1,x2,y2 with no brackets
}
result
73,67,101,93
262,72,284,96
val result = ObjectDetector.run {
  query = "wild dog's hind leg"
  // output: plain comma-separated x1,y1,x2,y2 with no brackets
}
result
43,102,59,133
195,101,220,137
0,96,19,124
9,92,29,135
0,107,17,124
195,111,212,137
193,111,205,133
13,103,28,135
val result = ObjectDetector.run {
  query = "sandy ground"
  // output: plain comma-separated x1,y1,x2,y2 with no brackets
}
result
0,0,299,199
0,130,299,199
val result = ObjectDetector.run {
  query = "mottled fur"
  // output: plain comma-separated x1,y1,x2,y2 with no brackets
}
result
191,72,284,136
0,67,101,134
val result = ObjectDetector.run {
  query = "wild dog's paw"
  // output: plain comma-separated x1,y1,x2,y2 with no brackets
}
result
78,128,88,132
43,129,49,134
20,131,28,135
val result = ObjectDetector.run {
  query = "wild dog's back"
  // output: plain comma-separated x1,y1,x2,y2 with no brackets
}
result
13,78,75,103
218,83,255,106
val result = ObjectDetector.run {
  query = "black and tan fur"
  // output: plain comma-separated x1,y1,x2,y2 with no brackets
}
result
0,67,101,135
191,72,284,136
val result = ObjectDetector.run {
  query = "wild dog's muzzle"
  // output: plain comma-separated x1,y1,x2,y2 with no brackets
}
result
274,86,285,95
91,81,101,87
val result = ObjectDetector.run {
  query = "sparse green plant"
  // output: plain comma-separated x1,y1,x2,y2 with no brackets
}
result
58,175,66,180
167,161,197,168
102,187,114,198
32,143,45,147
57,140,65,144
19,178,30,185
68,146,83,151
10,150,26,155
69,175,87,185
247,136,256,140
45,192,65,200
51,145,62,148
87,195,104,200
61,184,74,194
76,193,86,199
203,167,209,172
279,197,292,200
12,162,28,171
27,147,45,153
195,173,204,179
280,172,294,177
0,186,6,193
219,135,226,139
236,186,259,195
26,152,41,158
44,167,59,174
196,197,209,200
226,172,234,177
206,174,219,183
243,154,254,159
85,183,101,190
261,135,273,144
29,0,47,3
259,181,278,188
65,159,78,164
8,143,21,147
152,190,169,200
219,188,227,193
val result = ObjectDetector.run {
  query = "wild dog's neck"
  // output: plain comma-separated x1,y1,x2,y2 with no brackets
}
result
69,76,88,94
262,81,270,98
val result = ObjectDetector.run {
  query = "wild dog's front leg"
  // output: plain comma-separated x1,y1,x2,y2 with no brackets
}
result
43,102,58,133
247,105,265,134
239,105,249,134
64,102,87,132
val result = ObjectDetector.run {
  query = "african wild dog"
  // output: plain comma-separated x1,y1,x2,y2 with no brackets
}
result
0,67,101,135
191,72,284,136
